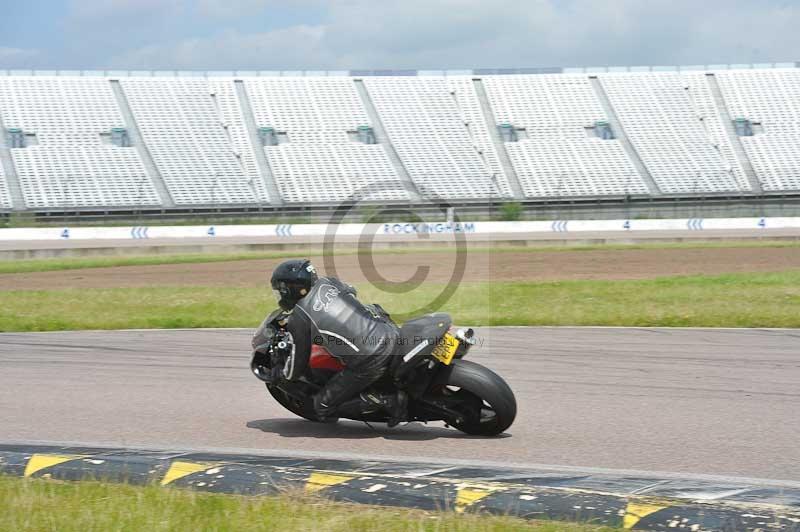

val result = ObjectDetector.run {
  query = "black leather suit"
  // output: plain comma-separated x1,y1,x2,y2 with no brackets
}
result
284,277,399,417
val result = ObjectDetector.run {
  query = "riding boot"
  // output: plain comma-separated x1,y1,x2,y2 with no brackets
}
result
387,390,409,427
333,391,408,425
333,394,381,419
313,367,377,420
362,390,408,427
312,344,394,421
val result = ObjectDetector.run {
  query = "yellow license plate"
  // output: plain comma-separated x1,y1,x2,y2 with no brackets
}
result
430,333,459,365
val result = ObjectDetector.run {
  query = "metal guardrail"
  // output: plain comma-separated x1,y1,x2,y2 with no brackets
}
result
3,191,800,226
0,63,797,78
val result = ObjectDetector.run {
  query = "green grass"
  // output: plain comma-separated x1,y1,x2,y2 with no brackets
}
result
0,475,614,532
2,271,798,331
0,251,312,274
2,240,799,274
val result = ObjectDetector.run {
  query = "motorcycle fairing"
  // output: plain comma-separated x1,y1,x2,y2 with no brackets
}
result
251,307,289,352
392,313,453,379
309,345,345,371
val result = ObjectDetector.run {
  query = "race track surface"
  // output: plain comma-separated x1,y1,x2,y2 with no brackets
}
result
1,327,798,481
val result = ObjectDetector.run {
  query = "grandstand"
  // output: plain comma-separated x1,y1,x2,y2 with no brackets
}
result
483,74,649,197
0,77,160,209
0,157,10,209
364,77,513,199
243,77,406,202
716,69,800,192
0,64,799,216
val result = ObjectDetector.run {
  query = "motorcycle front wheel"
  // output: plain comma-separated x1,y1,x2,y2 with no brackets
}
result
266,384,337,423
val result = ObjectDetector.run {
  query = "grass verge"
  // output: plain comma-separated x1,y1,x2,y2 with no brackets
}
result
1,271,798,331
0,475,614,532
1,240,799,275
0,250,314,274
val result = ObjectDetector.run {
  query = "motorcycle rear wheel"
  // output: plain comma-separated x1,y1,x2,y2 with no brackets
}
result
436,360,516,436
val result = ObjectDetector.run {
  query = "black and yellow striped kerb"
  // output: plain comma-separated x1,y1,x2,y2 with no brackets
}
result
1,444,799,531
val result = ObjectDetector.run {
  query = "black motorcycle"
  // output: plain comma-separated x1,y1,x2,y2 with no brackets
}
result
250,309,516,436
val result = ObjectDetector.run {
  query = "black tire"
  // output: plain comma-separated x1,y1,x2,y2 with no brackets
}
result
436,360,516,436
266,384,337,423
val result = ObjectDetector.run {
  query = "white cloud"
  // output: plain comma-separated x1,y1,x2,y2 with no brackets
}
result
111,25,331,70
0,47,40,68
68,0,178,20
193,0,275,19
318,0,800,68
62,0,800,70
68,0,284,21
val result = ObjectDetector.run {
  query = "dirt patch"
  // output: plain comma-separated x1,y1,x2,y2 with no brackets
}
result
1,246,799,291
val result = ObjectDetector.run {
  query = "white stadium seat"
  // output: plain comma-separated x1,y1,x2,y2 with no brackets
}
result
246,77,369,141
445,77,513,196
363,77,513,199
716,69,800,191
599,72,750,194
0,77,123,145
0,76,159,208
0,68,799,210
12,146,158,209
0,160,11,209
244,77,407,202
120,78,260,205
265,143,408,203
207,80,271,203
483,74,649,197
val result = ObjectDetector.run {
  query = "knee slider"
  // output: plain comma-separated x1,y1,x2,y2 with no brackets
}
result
354,362,387,382
313,393,336,417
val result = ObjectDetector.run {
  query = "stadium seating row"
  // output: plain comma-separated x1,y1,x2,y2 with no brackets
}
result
599,73,750,194
365,77,513,199
716,70,800,192
0,158,10,209
0,68,798,210
484,74,649,197
244,77,406,201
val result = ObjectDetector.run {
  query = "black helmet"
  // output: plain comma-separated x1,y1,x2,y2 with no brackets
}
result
270,259,318,310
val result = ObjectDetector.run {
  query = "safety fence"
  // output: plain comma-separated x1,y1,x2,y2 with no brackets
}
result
1,217,799,241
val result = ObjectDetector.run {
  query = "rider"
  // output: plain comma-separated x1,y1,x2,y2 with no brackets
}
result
269,259,407,426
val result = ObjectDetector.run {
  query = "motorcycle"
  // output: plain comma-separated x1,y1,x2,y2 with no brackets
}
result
250,309,517,436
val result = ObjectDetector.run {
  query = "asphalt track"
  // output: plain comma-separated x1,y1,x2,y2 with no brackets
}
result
2,227,799,253
2,327,798,482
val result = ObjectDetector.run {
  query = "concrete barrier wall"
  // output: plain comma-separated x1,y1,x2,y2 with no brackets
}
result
2,217,800,242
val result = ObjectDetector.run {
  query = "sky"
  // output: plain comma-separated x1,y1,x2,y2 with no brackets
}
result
0,0,798,71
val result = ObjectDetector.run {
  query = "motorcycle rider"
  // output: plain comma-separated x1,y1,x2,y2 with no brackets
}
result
269,259,407,426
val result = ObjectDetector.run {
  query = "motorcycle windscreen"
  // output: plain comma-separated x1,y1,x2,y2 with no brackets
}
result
251,308,284,350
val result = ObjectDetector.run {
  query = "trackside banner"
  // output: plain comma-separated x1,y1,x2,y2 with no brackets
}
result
0,217,799,241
